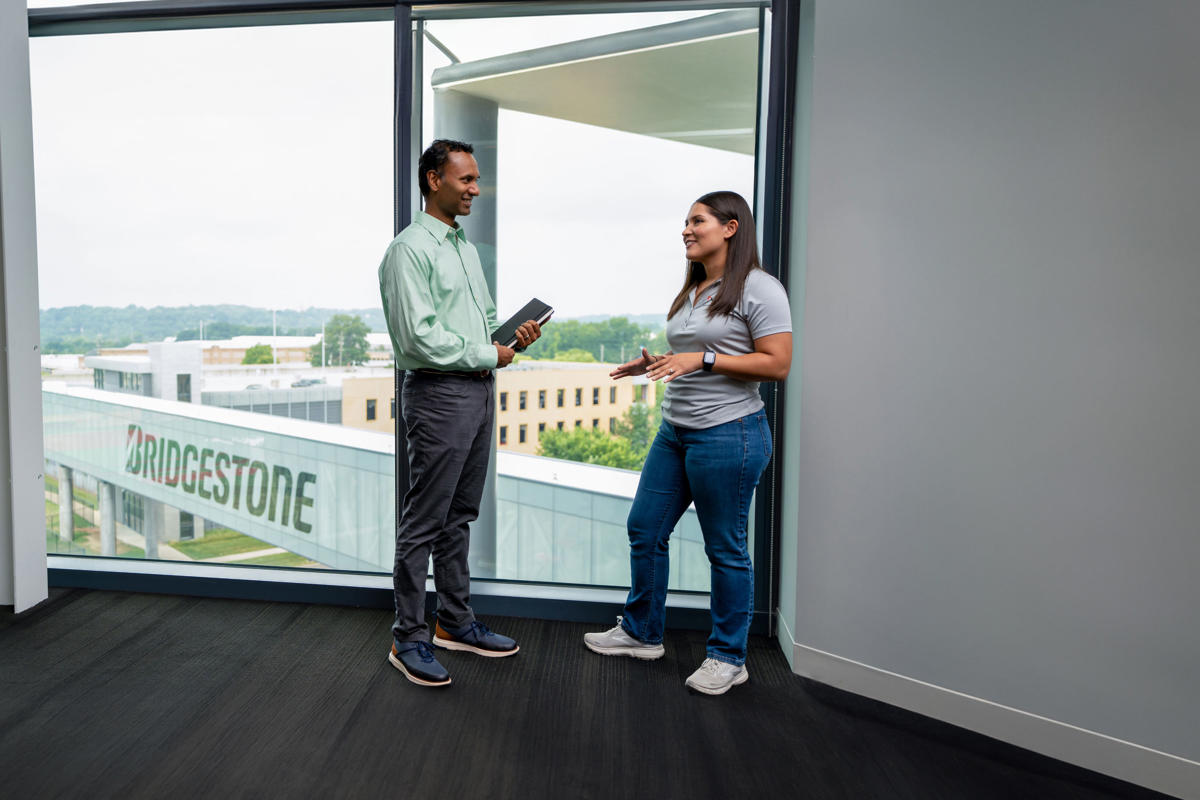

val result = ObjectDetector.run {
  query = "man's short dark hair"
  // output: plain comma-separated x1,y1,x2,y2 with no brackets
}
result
419,139,474,197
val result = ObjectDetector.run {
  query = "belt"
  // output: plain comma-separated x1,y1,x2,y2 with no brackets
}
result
412,368,492,379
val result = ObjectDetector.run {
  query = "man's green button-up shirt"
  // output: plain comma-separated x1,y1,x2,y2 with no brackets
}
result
378,211,499,372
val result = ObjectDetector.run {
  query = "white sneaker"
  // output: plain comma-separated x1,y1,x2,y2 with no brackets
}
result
583,617,665,660
685,658,749,695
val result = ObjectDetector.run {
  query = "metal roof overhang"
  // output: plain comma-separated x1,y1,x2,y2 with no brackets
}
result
430,9,760,154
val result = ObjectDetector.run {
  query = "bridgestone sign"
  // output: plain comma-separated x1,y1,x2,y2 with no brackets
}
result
124,424,316,533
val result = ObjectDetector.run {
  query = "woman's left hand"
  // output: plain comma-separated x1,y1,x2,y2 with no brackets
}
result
645,352,704,382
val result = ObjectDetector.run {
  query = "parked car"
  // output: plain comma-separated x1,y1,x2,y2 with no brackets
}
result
290,378,325,387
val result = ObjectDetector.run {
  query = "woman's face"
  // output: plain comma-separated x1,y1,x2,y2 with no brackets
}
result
682,203,735,266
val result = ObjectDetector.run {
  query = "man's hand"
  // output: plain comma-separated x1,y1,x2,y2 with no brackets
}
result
513,317,547,351
494,342,516,368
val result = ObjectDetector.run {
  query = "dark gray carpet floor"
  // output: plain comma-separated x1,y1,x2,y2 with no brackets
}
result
0,589,1175,800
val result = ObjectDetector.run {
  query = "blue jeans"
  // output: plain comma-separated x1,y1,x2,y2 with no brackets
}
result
621,408,773,666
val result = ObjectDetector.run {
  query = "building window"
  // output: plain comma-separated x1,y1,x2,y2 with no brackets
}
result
557,388,565,407
499,426,507,445
519,391,527,410
179,512,195,541
93,371,103,389
538,422,545,433
177,374,191,402
609,386,616,403
538,389,546,409
575,420,582,428
500,391,508,411
593,387,600,405
519,424,527,443
633,385,647,402
575,388,582,406
592,418,599,429
366,399,377,420
390,397,396,419
557,421,564,431
609,417,616,433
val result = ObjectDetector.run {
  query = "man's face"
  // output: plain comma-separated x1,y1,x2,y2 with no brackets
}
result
428,151,480,220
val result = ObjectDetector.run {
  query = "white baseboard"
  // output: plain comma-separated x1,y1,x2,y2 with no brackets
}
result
777,613,1198,799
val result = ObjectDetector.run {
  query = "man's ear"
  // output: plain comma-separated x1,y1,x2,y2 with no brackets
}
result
426,169,440,193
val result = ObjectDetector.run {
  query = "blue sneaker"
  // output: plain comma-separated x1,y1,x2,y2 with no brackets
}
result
389,641,451,687
433,619,519,658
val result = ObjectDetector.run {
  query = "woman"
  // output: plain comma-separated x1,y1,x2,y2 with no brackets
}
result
583,190,792,696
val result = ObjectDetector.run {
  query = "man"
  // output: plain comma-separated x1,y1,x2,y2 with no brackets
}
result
379,139,542,687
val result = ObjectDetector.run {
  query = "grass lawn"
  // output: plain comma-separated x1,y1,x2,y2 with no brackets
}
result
44,500,142,558
234,551,318,568
43,475,98,509
172,528,273,560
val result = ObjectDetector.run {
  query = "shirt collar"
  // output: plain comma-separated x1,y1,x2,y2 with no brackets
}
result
415,210,467,243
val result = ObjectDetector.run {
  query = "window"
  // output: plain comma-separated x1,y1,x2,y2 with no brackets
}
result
609,418,616,433
519,391,527,410
93,371,103,389
500,391,508,411
538,390,546,409
557,421,564,431
592,418,600,429
557,389,565,407
609,386,616,403
176,374,191,403
538,422,545,433
500,426,508,445
575,420,582,428
575,388,582,406
390,398,396,419
593,387,600,405
366,399,377,421
519,424,527,444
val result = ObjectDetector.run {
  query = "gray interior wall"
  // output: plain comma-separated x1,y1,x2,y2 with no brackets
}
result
787,0,1200,762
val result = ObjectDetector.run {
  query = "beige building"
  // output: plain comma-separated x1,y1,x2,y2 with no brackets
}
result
101,335,319,366
340,362,650,453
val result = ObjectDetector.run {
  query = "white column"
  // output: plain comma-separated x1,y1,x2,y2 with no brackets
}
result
57,464,73,544
0,0,48,611
99,481,116,557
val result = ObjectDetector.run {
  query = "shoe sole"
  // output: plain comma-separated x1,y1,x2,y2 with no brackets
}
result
388,652,452,687
432,635,520,658
685,668,750,696
583,639,666,660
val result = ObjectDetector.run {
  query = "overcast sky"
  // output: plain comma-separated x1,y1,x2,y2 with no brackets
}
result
29,10,756,323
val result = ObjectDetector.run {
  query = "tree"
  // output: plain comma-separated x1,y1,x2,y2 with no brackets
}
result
553,348,597,363
537,428,644,470
242,343,274,365
521,316,660,363
613,402,659,458
310,314,370,366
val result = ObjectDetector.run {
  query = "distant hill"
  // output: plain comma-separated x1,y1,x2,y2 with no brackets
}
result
570,313,665,330
39,305,387,354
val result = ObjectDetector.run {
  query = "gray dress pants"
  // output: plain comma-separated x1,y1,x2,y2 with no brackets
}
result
392,370,494,644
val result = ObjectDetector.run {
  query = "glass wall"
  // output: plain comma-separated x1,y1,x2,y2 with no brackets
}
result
31,4,768,596
33,21,394,568
416,8,762,591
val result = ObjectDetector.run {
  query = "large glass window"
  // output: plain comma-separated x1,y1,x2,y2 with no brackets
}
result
415,7,761,591
34,21,393,570
31,4,768,598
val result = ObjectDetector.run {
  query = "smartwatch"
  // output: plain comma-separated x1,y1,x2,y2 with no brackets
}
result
702,350,717,372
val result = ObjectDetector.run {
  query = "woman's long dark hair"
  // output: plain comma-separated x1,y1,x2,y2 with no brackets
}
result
667,190,761,321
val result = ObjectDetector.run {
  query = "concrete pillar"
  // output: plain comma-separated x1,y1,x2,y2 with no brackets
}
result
142,496,160,559
57,464,73,543
99,481,116,557
435,90,499,577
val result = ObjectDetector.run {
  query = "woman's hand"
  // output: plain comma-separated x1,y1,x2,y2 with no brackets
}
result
645,351,703,382
610,347,668,379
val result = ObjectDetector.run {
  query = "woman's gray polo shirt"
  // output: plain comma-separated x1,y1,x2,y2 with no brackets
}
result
660,268,792,430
